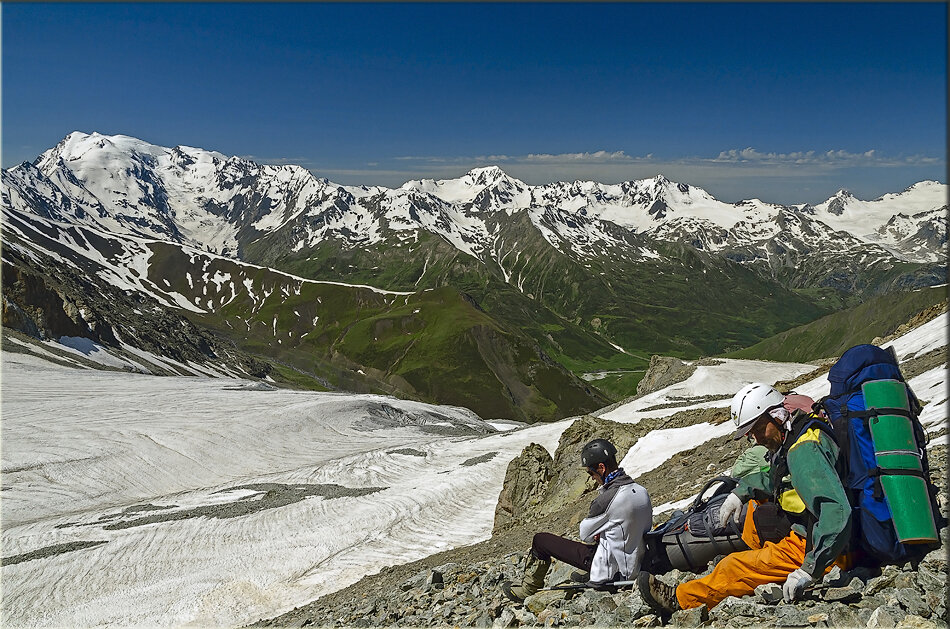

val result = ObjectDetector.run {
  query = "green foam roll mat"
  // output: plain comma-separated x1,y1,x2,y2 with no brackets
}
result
861,379,938,544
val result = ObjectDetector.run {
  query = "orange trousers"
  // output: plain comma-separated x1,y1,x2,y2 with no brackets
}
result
676,501,844,610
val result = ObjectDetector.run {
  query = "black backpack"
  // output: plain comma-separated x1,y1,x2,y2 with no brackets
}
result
643,476,749,574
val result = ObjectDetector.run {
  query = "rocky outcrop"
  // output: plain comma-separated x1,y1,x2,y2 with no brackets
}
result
493,416,643,537
493,444,555,533
636,356,695,396
535,416,640,519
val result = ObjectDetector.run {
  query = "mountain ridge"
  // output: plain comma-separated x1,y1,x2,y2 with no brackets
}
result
10,131,946,267
2,131,946,420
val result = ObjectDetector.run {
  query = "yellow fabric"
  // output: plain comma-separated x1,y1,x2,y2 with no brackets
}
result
677,501,848,610
789,427,824,451
773,428,825,514
778,489,807,514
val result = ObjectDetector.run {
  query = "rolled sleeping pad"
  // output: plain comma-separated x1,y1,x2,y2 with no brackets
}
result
861,379,939,544
663,528,749,573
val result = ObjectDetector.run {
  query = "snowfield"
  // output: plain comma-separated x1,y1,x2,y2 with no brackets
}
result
1,313,946,627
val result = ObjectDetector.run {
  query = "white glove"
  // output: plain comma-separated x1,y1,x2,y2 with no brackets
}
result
782,568,814,602
718,492,743,525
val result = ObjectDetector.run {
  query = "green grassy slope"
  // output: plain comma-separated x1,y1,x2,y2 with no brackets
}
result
725,285,948,362
248,217,832,366
147,243,609,422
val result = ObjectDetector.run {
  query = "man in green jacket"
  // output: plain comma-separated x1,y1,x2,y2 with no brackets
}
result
638,383,852,613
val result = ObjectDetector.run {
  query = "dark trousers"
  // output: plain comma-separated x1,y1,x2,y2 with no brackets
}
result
531,532,597,571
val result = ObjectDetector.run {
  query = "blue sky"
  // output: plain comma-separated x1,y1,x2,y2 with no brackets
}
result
3,3,946,204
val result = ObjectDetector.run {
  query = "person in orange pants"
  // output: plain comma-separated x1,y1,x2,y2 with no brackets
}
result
675,501,848,609
639,383,854,614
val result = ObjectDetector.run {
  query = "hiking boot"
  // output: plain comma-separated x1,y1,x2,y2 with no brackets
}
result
637,572,680,614
502,553,551,603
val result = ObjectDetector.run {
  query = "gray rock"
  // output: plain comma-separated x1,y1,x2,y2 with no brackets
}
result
546,561,577,587
921,547,947,574
735,616,771,627
807,611,830,626
828,605,860,628
859,595,889,610
603,604,634,625
513,607,537,625
636,355,694,396
866,606,900,628
400,568,431,592
670,604,708,627
822,566,844,586
524,589,567,615
897,588,932,618
865,570,898,597
591,594,617,613
823,584,863,603
774,604,811,627
709,595,758,621
916,565,946,593
856,608,875,626
434,562,460,577
494,607,517,628
617,590,653,618
756,582,784,604
537,608,564,627
924,591,945,619
896,616,940,629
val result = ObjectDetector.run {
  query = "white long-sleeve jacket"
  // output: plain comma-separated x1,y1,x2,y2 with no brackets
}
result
579,473,652,583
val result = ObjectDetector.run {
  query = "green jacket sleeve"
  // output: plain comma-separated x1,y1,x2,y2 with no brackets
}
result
731,444,770,480
787,430,852,577
733,467,773,503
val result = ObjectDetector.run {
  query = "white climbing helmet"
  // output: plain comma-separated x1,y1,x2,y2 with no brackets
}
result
731,383,785,440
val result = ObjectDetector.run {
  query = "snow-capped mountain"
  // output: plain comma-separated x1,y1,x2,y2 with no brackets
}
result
5,132,945,271
804,182,948,261
2,132,947,418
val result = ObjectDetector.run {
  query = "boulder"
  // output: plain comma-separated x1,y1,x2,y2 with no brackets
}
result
492,443,554,532
535,416,639,519
524,589,567,615
636,355,694,396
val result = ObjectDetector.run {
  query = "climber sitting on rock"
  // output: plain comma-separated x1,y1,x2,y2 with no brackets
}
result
638,383,852,615
502,439,652,603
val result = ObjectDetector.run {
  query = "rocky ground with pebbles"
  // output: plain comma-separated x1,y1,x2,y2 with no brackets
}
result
256,305,948,628
256,427,947,629
257,532,946,629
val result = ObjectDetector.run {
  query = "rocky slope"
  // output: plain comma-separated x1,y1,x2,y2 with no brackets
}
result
254,305,947,628
254,416,946,628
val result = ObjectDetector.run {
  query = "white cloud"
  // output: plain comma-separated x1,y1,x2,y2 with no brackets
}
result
711,147,941,167
392,150,644,165
521,150,638,163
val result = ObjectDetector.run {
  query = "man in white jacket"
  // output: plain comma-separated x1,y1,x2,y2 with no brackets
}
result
502,439,653,602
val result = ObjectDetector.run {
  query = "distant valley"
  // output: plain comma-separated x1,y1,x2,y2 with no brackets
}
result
2,132,946,421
